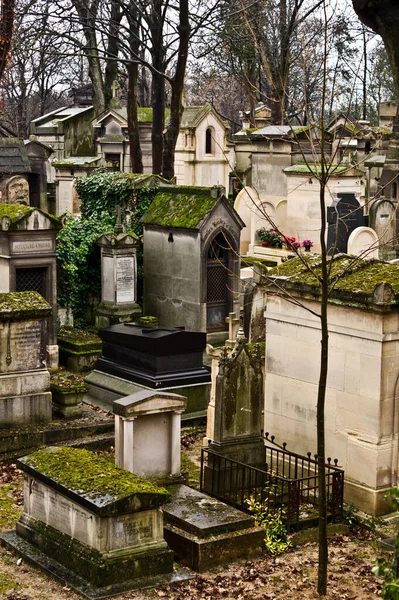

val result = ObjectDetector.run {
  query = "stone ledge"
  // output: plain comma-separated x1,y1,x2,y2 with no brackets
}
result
0,530,192,599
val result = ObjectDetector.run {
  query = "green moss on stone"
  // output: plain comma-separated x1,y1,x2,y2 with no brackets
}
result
57,328,102,352
137,315,159,325
0,483,23,530
0,203,31,225
142,187,219,229
0,204,61,230
247,342,265,356
267,255,399,299
0,291,51,319
25,447,168,499
50,370,87,393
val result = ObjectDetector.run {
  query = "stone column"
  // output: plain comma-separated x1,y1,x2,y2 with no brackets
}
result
96,232,142,328
171,411,183,476
115,415,136,473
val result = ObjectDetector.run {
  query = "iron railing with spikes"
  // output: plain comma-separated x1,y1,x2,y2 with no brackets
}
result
200,435,344,528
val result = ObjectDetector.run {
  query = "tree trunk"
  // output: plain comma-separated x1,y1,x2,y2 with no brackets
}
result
149,0,165,175
71,0,105,115
317,180,328,596
104,0,121,108
352,0,399,95
125,2,143,173
162,0,190,180
0,0,14,82
127,62,143,173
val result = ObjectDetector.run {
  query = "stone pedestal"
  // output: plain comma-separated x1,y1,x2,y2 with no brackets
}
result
0,292,52,427
96,232,142,329
114,390,186,479
15,447,173,591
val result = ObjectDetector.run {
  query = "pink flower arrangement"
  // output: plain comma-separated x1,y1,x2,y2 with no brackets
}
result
302,239,314,250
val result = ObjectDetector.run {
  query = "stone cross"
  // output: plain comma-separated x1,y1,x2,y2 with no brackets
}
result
114,204,123,233
111,80,119,99
225,312,240,348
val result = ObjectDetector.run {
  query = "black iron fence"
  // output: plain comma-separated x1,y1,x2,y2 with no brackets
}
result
200,438,344,529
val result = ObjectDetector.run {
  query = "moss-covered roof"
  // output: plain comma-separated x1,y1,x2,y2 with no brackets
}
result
0,291,51,320
283,163,364,176
22,447,168,501
0,203,31,224
266,255,399,307
0,203,61,230
142,186,220,228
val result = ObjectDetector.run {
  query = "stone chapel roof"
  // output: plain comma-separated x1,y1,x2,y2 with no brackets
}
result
0,138,31,173
142,186,221,229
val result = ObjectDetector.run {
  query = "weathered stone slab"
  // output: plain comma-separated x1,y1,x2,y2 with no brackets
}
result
163,485,264,572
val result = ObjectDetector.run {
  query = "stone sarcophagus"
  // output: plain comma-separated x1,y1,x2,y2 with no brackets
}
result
16,447,173,592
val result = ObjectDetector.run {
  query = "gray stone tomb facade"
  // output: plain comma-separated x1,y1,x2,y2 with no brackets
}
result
0,205,61,369
142,185,244,340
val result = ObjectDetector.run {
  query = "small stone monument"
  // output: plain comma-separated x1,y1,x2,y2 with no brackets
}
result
369,197,396,261
96,230,142,328
12,447,174,595
113,390,186,479
207,328,265,465
0,291,52,426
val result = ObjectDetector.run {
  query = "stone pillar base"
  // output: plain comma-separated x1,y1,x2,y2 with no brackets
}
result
46,345,59,372
96,302,142,329
344,478,395,517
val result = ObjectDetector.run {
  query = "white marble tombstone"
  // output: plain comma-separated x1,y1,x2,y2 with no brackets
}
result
347,226,379,258
113,390,186,479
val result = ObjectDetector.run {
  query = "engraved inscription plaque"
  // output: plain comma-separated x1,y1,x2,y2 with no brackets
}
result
12,240,53,253
116,257,135,303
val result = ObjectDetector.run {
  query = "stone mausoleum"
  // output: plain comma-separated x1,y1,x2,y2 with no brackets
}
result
0,204,61,369
263,255,399,516
142,185,244,340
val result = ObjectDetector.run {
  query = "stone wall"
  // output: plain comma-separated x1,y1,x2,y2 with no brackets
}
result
264,294,399,515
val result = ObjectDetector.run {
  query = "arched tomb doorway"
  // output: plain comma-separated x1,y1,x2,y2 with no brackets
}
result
206,231,234,332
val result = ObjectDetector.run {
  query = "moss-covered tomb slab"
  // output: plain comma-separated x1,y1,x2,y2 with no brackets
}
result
18,447,169,516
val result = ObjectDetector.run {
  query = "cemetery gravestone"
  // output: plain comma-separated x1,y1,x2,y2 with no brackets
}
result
327,193,364,254
0,291,52,426
96,231,142,328
206,329,265,466
347,226,379,258
369,197,396,261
